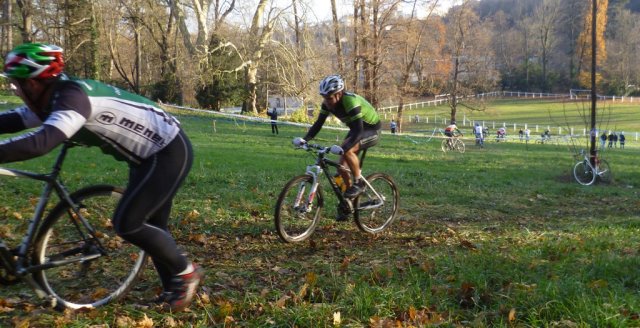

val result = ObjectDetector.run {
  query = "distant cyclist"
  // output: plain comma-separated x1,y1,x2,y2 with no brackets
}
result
296,75,381,219
496,127,506,142
0,43,202,311
474,122,484,147
444,120,462,148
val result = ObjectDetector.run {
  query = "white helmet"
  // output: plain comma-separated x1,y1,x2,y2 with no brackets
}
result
319,75,344,96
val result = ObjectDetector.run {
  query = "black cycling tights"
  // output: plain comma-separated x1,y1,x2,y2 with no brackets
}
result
112,129,193,290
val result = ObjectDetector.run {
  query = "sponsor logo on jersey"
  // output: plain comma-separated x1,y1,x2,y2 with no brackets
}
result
96,111,165,145
96,112,116,125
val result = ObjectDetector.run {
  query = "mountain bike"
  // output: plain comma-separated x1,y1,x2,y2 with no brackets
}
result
573,149,612,186
274,139,399,243
0,141,146,310
441,136,465,153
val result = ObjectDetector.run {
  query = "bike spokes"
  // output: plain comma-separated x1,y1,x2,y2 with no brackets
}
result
354,173,399,234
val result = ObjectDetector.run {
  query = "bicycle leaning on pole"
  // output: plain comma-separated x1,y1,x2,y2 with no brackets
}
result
573,149,612,186
0,141,146,310
274,138,399,243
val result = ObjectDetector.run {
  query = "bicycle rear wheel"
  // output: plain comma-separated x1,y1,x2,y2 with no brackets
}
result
33,185,146,310
573,161,595,186
354,173,399,233
596,159,612,184
274,175,323,243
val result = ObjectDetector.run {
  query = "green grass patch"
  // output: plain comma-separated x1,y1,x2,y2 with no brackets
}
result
0,100,639,326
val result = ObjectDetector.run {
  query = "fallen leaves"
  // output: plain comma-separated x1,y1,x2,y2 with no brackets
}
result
116,313,153,328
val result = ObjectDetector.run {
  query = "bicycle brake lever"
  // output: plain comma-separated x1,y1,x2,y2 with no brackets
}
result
330,145,344,155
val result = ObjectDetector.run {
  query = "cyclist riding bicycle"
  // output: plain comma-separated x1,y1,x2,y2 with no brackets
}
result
297,75,381,219
0,43,202,311
496,127,506,141
444,120,462,148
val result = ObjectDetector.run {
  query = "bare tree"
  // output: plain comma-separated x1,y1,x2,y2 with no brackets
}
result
14,0,34,42
533,0,562,91
350,0,405,107
1,0,12,53
241,0,282,114
605,5,640,95
330,0,345,72
393,0,440,133
445,0,496,123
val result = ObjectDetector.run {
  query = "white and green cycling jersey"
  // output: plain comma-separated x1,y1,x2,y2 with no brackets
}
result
0,75,180,164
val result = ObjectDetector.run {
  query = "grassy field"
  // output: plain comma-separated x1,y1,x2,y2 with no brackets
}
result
390,98,640,139
0,98,639,327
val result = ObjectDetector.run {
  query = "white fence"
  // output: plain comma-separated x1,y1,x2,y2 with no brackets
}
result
376,90,640,141
378,90,640,113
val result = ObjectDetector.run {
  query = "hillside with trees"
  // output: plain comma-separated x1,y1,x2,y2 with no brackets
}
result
0,0,638,116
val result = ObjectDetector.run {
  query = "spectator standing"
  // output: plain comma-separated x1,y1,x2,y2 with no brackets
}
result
600,132,607,150
390,119,397,134
518,129,523,141
608,132,614,148
619,132,626,149
612,132,618,148
524,128,531,142
268,107,278,135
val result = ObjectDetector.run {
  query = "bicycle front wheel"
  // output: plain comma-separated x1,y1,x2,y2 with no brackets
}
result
33,185,146,310
596,159,612,184
354,173,399,233
274,175,323,243
454,138,466,153
573,161,595,186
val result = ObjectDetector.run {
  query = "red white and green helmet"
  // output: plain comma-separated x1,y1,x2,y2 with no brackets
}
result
2,43,64,79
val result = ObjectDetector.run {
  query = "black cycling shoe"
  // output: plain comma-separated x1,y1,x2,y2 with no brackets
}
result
344,180,365,199
336,205,350,222
336,211,349,222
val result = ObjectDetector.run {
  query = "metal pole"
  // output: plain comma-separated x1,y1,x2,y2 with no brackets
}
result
589,0,597,165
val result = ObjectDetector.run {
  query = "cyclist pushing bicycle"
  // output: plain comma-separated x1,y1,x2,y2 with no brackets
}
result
0,43,202,311
297,75,381,221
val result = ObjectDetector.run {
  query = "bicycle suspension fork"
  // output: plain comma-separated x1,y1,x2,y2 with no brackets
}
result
294,164,322,211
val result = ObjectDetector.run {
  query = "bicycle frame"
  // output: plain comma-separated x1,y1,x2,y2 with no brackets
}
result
579,150,600,173
300,145,353,213
0,141,104,299
296,144,382,213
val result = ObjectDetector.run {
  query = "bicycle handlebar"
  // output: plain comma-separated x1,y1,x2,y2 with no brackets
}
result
292,138,344,155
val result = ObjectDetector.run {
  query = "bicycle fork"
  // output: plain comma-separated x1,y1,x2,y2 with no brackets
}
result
293,165,322,213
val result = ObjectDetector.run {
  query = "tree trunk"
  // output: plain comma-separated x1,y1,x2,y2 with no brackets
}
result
242,0,273,115
352,1,360,92
2,0,12,52
15,0,33,42
331,0,344,72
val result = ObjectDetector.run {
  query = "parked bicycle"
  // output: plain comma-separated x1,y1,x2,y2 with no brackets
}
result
274,139,399,243
441,136,466,153
573,149,612,186
0,141,146,310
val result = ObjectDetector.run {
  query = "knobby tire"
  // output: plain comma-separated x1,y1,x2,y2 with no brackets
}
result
33,185,147,310
354,173,399,233
274,175,323,243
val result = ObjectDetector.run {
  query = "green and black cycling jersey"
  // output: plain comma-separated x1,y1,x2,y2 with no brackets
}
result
304,92,381,151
